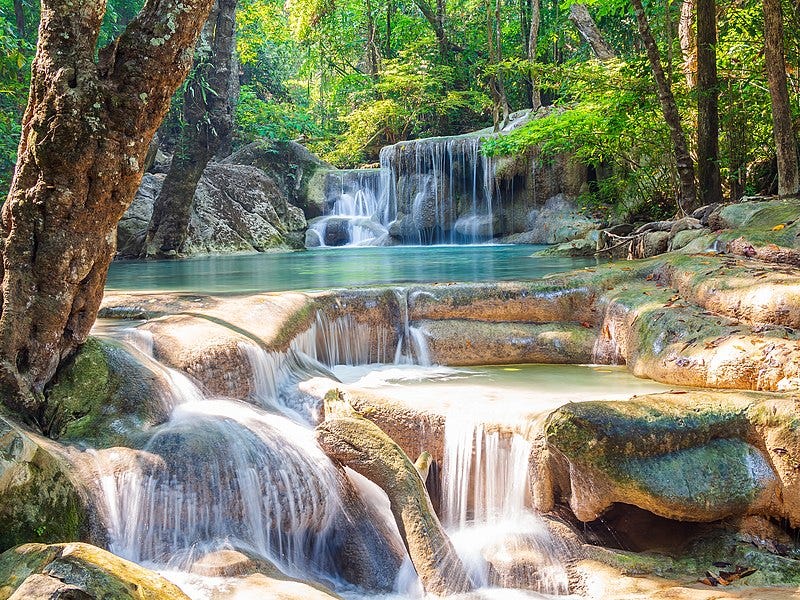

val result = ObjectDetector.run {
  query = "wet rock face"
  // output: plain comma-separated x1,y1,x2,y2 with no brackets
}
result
224,140,332,219
0,419,85,553
0,543,190,600
118,162,307,258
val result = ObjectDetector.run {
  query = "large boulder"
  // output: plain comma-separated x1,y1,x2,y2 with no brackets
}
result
224,140,332,219
537,390,800,526
117,163,307,258
44,337,174,448
0,542,189,600
502,194,598,245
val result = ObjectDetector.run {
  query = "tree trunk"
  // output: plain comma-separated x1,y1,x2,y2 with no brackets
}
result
386,0,394,58
763,0,800,197
412,0,462,58
679,0,697,88
696,0,721,205
495,0,510,127
631,0,697,211
0,0,215,421
487,0,500,130
569,3,616,60
364,0,381,76
13,0,25,37
143,0,238,259
528,0,542,108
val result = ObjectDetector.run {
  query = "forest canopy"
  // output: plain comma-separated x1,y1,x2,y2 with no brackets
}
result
1,0,798,218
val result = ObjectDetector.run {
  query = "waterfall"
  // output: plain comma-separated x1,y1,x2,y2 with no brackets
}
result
311,136,499,247
441,414,570,595
392,289,431,366
87,326,406,593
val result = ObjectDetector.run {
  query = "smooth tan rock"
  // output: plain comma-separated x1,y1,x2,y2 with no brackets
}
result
421,319,595,365
316,414,474,596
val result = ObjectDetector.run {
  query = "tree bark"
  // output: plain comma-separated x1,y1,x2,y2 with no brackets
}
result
412,0,463,58
569,3,616,60
495,0,510,127
528,0,542,108
631,0,697,212
386,0,394,58
0,0,215,421
679,0,697,88
13,0,25,38
763,0,800,197
696,0,721,205
364,0,381,76
143,0,238,259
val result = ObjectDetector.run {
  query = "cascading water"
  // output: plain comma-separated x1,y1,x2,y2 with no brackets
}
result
87,305,573,598
310,136,499,247
442,414,570,595
393,289,431,366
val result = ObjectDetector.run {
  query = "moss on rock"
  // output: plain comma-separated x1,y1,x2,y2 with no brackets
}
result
0,418,84,552
0,542,190,599
44,337,172,448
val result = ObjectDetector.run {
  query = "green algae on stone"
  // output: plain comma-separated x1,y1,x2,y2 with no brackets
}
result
0,418,84,553
0,542,191,600
44,337,172,448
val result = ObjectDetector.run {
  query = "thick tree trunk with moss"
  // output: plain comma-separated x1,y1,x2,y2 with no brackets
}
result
696,0,721,205
763,0,800,197
631,0,697,212
143,0,238,258
0,0,215,422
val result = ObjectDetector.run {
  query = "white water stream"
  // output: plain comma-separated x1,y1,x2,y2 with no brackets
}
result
85,313,678,599
312,136,499,246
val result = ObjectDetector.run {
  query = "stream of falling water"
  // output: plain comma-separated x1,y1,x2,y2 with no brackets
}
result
87,313,570,599
312,136,498,247
442,415,570,595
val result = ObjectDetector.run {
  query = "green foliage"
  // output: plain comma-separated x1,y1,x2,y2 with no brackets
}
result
0,0,797,222
324,53,489,166
484,59,678,219
236,84,322,141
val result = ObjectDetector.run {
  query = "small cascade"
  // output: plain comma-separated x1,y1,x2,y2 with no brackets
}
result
310,170,390,247
311,136,500,247
237,310,396,421
92,400,346,576
392,289,431,366
441,415,570,595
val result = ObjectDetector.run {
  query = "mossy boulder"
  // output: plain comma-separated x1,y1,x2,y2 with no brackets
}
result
709,199,800,233
44,337,172,448
224,139,332,219
539,391,800,525
581,527,800,593
0,542,190,599
0,417,85,552
533,237,596,257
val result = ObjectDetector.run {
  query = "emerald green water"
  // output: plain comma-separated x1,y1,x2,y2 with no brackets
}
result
106,245,597,293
